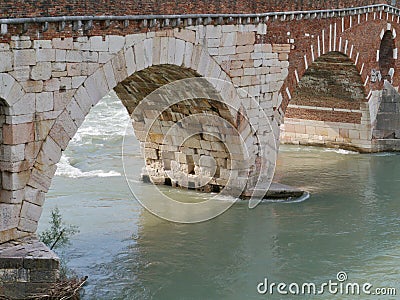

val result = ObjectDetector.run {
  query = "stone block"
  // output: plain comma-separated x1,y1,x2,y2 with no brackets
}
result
167,38,176,65
103,61,117,90
2,171,30,191
349,129,360,139
0,43,10,51
14,50,36,66
3,123,35,145
66,50,83,62
52,110,78,139
66,63,83,76
124,47,136,76
0,189,25,204
53,89,75,111
82,51,99,62
34,120,54,142
52,71,68,78
236,44,254,53
206,25,222,39
36,49,55,62
60,77,72,90
74,87,93,115
73,40,90,51
125,33,146,49
20,201,42,223
219,46,236,55
55,49,66,62
71,76,86,89
84,68,109,105
18,218,39,233
272,44,291,53
108,35,125,53
35,137,62,167
0,203,20,231
236,32,255,46
52,38,73,50
90,36,109,52
9,93,35,116
111,51,127,83
159,37,168,65
0,144,25,162
29,270,59,283
43,78,61,92
28,164,54,192
221,32,236,47
66,98,85,128
183,41,193,67
48,123,70,151
33,40,52,49
143,38,153,68
10,40,32,49
175,38,185,66
0,51,13,72
173,29,196,43
10,66,30,81
36,92,54,112
31,62,52,81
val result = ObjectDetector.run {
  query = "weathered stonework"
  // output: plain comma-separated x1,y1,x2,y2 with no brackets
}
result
0,2,399,245
280,52,373,151
1,2,400,298
0,235,59,299
0,25,287,244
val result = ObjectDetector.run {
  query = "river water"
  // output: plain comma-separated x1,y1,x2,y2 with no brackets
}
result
38,92,400,299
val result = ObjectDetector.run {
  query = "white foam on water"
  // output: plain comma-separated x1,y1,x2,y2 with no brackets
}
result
323,148,359,155
56,155,121,178
69,92,131,147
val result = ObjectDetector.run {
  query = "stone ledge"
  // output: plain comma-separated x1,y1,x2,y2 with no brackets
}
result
0,235,60,299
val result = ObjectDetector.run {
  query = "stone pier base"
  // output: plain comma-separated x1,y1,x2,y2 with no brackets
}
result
0,236,59,299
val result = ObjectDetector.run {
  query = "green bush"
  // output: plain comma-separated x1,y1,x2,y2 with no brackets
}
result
39,207,79,250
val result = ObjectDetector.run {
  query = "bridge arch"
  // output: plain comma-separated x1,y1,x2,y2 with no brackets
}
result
281,50,372,150
17,34,267,234
379,29,396,81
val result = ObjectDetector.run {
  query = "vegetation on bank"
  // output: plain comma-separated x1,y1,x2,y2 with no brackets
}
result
37,207,87,300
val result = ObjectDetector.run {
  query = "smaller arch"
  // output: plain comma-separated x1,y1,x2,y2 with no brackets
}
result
379,30,396,81
0,73,25,107
281,51,372,151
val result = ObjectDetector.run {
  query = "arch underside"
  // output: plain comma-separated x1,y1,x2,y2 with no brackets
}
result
115,64,259,193
281,52,371,151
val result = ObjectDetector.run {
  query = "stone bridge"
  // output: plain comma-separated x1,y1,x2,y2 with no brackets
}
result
1,0,400,249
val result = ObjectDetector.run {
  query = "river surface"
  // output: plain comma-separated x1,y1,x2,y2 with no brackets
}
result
38,92,400,299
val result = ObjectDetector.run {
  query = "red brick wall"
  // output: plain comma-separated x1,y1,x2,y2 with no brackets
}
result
0,0,395,18
278,15,400,115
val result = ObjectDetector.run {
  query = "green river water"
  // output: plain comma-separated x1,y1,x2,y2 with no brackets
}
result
38,93,400,299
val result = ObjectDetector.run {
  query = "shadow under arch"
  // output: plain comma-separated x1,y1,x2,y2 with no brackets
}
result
379,30,396,82
281,51,371,152
114,64,242,192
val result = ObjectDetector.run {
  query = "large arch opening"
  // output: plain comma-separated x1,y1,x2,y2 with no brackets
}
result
114,64,250,193
379,30,395,81
281,51,370,151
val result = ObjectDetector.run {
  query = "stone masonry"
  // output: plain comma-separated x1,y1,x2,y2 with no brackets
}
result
0,235,59,299
0,24,288,244
0,1,399,246
1,1,400,298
